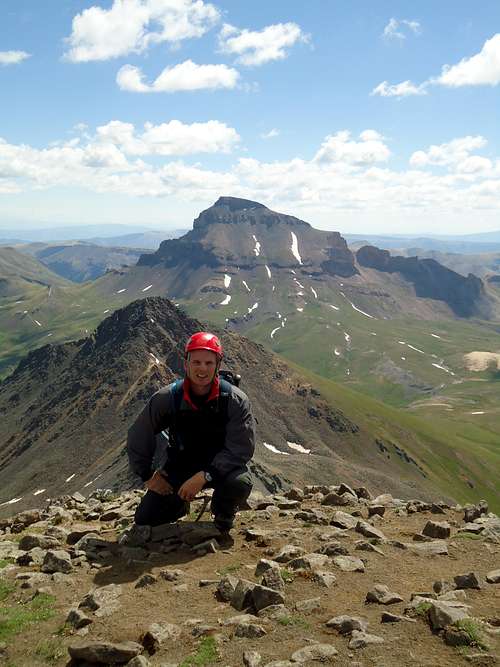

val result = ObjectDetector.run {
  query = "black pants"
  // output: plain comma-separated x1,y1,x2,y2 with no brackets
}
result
134,468,252,527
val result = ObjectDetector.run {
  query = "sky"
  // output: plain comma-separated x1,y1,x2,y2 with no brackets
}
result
1,0,500,234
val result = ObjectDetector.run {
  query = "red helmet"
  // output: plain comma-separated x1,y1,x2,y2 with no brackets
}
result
185,332,223,359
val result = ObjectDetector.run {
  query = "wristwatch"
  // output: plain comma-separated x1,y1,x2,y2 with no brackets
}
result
204,471,213,483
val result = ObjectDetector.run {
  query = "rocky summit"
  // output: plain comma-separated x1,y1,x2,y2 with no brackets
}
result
0,483,498,666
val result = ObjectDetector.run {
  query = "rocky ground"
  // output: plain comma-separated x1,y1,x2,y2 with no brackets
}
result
0,484,499,667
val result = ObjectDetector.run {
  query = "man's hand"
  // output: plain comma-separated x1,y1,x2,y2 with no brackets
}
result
178,472,206,501
145,471,173,496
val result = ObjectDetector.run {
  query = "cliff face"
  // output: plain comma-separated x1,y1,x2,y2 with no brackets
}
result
321,232,359,278
192,197,311,231
356,245,486,317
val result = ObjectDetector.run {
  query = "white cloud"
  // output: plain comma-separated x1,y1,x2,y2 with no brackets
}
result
96,119,240,155
218,22,308,66
410,136,487,167
64,0,220,62
0,51,31,65
116,60,239,92
383,18,421,41
437,33,500,87
261,128,280,139
371,80,427,97
314,130,391,165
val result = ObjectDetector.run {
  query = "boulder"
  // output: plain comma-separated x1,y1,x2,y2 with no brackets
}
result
290,644,338,662
68,641,142,664
422,521,451,539
326,615,368,634
333,556,365,572
454,572,482,590
252,584,286,612
41,550,72,574
428,600,470,631
365,584,404,605
355,520,386,541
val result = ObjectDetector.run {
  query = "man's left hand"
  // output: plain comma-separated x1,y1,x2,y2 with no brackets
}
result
178,472,206,501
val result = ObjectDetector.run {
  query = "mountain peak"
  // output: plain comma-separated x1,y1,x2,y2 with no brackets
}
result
213,196,268,212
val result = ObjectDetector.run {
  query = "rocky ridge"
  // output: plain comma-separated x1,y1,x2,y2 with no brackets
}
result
0,482,499,666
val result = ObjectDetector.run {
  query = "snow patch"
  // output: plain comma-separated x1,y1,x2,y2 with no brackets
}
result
270,327,280,339
344,332,351,343
142,284,153,292
117,288,127,293
432,362,454,375
220,295,231,305
470,411,485,415
350,302,375,319
0,497,23,506
263,442,290,455
287,441,311,454
34,319,42,327
334,348,341,356
407,344,425,355
310,286,318,299
290,232,303,264
248,302,259,313
32,489,45,496
252,235,261,256
149,352,161,364
242,280,251,292
103,309,110,314
65,473,76,482
297,307,304,312
265,265,272,279
430,333,442,339
329,304,340,311
224,274,231,288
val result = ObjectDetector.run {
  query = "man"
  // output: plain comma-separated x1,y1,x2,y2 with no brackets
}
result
127,331,255,532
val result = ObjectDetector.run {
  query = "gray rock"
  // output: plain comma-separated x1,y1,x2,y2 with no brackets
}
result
294,597,321,612
326,615,368,634
291,644,338,662
231,579,257,611
66,608,93,629
255,559,280,577
433,579,455,594
330,511,358,530
79,584,123,617
120,524,151,546
135,573,157,588
243,650,262,667
217,574,239,602
159,568,184,582
285,487,304,501
125,657,151,667
235,622,267,638
368,505,385,518
486,569,500,584
18,534,60,551
349,630,384,649
333,556,365,572
365,584,404,605
287,553,329,571
422,520,451,539
372,493,394,506
252,584,286,612
262,567,285,593
381,612,416,623
222,614,258,626
141,622,181,654
355,541,384,555
428,600,470,630
404,541,449,556
454,572,482,590
355,520,386,541
41,549,73,574
193,538,218,554
317,542,349,557
274,545,305,563
338,483,357,497
68,640,143,663
256,604,288,620
313,571,337,588
322,492,349,506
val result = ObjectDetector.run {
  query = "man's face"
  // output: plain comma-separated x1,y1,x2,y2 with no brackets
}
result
185,349,218,394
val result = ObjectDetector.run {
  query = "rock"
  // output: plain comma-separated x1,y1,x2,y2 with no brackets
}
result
381,612,416,623
288,553,329,571
422,520,451,539
135,573,157,588
159,568,184,582
245,528,272,542
41,549,73,574
326,615,368,634
486,570,500,584
355,520,386,541
290,644,338,662
355,541,384,555
68,641,143,663
404,541,449,556
431,503,447,514
294,597,321,612
119,524,151,546
255,559,280,577
295,508,330,524
126,657,151,667
252,584,286,612
193,538,218,554
199,579,219,587
330,511,358,530
313,571,337,588
217,575,239,602
454,572,482,590
66,608,93,629
262,567,285,593
141,622,181,654
79,584,123,617
464,654,497,665
243,650,262,667
275,499,301,510
333,556,365,572
18,534,60,551
365,584,404,605
284,487,304,501
372,493,393,506
428,600,470,630
368,505,385,518
274,545,305,563
440,590,468,602
444,627,475,647
317,542,349,556
338,483,357,497
11,509,41,530
459,523,484,534
222,614,258,626
322,492,349,506
355,487,372,500
433,579,455,594
235,622,267,638
72,492,86,503
231,579,257,611
349,630,384,649
257,604,288,619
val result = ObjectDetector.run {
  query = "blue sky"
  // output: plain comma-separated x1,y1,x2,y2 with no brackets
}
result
1,0,500,234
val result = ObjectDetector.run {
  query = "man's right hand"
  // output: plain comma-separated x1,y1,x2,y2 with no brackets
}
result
145,471,173,495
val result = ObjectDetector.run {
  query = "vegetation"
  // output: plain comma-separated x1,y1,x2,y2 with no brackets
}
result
413,601,432,618
216,563,242,576
280,568,294,583
277,614,311,630
454,619,489,651
34,638,65,662
179,636,219,666
0,592,57,642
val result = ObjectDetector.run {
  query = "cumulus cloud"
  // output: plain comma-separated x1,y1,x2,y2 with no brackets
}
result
64,0,220,62
96,119,240,155
314,130,391,165
371,80,427,97
116,60,239,92
2,127,500,218
382,18,421,41
218,22,308,66
436,33,500,87
375,33,500,98
0,51,31,65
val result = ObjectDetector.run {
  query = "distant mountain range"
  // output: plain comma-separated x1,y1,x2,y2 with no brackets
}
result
346,232,500,254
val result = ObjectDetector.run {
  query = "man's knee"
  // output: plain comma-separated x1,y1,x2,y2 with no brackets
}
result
218,469,252,499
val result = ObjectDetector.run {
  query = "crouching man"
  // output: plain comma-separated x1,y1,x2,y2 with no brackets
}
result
127,332,255,533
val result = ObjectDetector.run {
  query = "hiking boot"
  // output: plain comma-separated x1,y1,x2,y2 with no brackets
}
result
213,514,235,533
